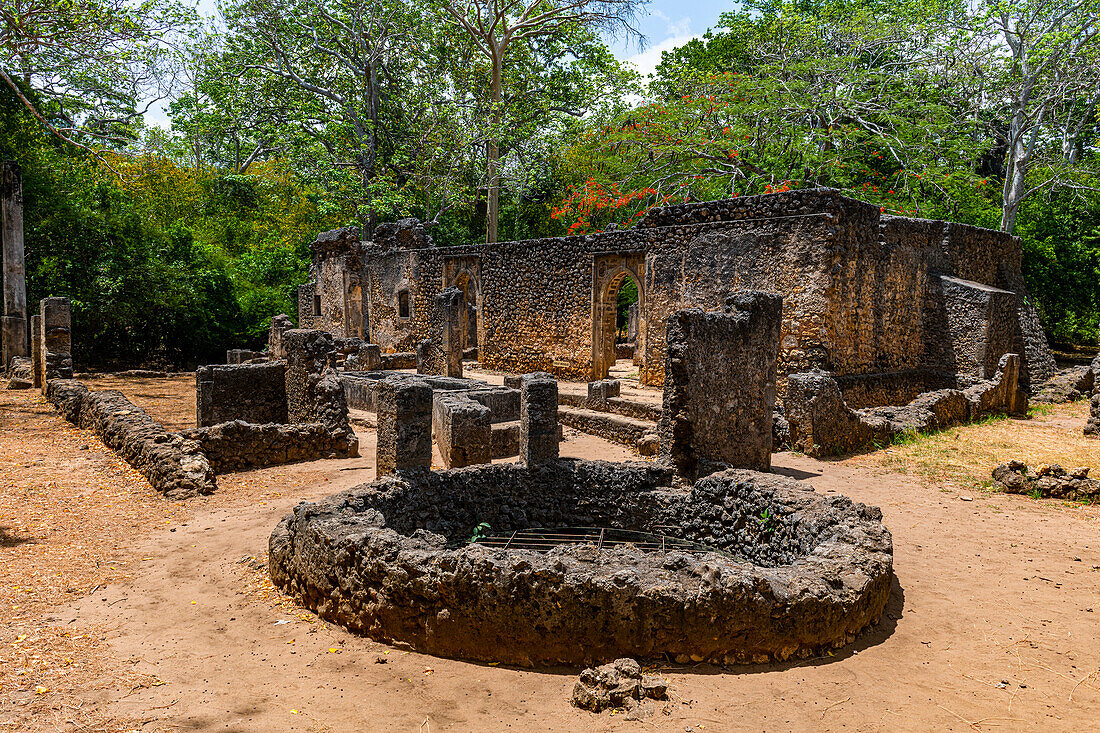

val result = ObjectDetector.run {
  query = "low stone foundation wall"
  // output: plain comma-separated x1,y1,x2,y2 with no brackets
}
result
183,420,358,473
788,354,1026,457
196,362,287,427
380,351,416,370
992,461,1099,501
1033,365,1095,404
269,461,893,666
46,379,216,499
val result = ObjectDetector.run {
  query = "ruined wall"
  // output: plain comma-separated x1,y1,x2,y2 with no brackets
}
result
309,189,1052,404
195,362,287,427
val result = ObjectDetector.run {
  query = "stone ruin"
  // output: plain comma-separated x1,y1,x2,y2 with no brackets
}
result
658,292,781,477
269,292,895,667
1085,354,1100,438
786,353,1028,457
1,162,27,370
302,189,1055,407
42,327,358,497
571,658,667,714
270,459,892,667
992,461,1100,502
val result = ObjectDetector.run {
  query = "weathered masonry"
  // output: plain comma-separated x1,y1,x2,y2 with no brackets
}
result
300,189,1055,407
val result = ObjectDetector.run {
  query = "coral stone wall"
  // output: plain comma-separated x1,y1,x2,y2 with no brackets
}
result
307,189,1053,405
195,362,287,427
269,462,894,666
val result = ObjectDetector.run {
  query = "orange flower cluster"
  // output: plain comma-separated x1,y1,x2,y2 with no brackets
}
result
551,177,675,235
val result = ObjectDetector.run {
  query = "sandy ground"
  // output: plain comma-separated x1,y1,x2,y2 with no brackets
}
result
2,376,1098,731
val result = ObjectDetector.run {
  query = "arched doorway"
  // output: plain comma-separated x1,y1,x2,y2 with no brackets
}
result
591,253,645,380
444,256,481,354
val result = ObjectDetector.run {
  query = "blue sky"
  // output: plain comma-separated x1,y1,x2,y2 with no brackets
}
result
612,1,730,77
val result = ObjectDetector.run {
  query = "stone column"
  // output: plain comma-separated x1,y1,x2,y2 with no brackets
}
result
30,314,42,389
434,286,464,378
1,161,27,366
376,376,433,477
658,291,782,478
268,313,294,359
40,297,72,386
358,343,381,371
416,338,432,374
521,372,559,467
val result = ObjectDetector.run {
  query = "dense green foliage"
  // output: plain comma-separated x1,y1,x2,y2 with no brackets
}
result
2,0,1098,366
1,83,336,368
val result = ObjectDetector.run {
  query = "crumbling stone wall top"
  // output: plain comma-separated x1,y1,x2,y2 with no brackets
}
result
268,461,893,666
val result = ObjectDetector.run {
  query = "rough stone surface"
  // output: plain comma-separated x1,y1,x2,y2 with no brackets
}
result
29,314,41,388
558,405,657,456
429,286,464,378
992,461,1100,501
282,330,356,457
587,379,621,402
1087,354,1100,437
571,658,668,712
195,362,287,427
46,381,216,498
659,292,782,477
268,313,294,359
184,420,356,473
432,392,491,468
304,189,1054,398
1033,365,1094,404
269,462,893,666
521,372,559,467
787,354,1026,456
375,375,432,476
379,350,415,370
39,297,72,384
5,355,31,389
1086,393,1100,437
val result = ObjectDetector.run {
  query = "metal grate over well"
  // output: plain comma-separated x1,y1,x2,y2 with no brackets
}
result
469,526,741,559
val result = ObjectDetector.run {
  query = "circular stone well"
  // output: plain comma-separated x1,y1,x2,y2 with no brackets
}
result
269,460,893,666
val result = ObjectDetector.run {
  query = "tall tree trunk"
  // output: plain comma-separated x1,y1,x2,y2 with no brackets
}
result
486,49,503,244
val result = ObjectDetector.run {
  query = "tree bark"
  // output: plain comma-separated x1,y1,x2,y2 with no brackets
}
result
486,48,503,244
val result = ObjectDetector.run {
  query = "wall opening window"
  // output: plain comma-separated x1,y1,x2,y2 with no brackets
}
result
398,290,411,319
313,293,321,317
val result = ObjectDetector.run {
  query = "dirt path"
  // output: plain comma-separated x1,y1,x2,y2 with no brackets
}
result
3,384,1099,731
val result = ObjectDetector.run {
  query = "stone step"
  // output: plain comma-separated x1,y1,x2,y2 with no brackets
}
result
557,406,658,456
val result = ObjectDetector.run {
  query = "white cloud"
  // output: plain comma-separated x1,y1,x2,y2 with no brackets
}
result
652,10,693,38
625,33,700,80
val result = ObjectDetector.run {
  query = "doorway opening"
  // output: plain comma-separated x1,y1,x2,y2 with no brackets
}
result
593,270,642,380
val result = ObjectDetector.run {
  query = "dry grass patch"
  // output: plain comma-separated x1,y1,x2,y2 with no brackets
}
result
846,399,1096,492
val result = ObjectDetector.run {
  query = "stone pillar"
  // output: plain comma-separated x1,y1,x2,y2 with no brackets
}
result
30,314,42,389
416,338,432,374
521,372,559,467
658,291,782,478
40,297,72,386
1,162,27,366
195,365,215,427
282,328,357,456
268,313,294,359
376,376,433,477
433,393,491,469
435,286,464,378
358,343,381,371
